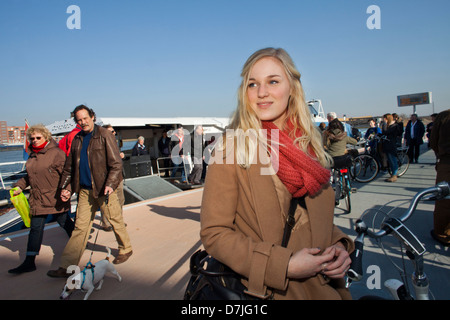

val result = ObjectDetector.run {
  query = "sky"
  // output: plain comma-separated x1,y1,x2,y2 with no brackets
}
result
1,0,449,126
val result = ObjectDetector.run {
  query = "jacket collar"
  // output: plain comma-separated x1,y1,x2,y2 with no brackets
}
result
79,124,100,139
28,139,57,156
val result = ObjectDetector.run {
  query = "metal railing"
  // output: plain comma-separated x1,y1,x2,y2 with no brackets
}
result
0,161,26,189
155,156,192,181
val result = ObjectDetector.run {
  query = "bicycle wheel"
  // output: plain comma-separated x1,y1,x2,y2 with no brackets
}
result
353,154,379,183
397,152,410,177
388,151,410,177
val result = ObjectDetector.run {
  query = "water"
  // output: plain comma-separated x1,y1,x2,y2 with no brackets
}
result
0,149,24,163
0,149,26,185
0,149,78,235
0,150,26,234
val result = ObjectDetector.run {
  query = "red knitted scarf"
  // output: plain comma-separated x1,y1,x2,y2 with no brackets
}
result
30,141,48,154
261,120,330,197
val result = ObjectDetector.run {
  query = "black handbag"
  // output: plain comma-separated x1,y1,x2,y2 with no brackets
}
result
183,197,304,300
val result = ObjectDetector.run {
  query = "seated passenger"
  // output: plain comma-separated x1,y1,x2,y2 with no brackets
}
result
324,118,358,165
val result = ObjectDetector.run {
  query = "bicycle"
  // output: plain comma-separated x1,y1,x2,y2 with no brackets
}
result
332,155,356,214
346,181,450,300
350,138,379,183
387,145,410,177
351,135,409,182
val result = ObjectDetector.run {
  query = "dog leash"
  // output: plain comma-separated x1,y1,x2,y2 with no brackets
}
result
88,227,100,263
87,192,108,263
81,191,111,286
78,218,102,289
79,226,100,289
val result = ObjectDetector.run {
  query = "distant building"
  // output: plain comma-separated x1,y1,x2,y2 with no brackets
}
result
8,125,26,144
0,121,26,144
0,121,8,144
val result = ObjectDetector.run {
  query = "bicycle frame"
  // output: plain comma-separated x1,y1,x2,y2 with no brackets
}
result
332,166,352,213
347,181,450,300
342,168,352,213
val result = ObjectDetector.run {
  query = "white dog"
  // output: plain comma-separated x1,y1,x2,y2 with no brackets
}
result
60,247,122,300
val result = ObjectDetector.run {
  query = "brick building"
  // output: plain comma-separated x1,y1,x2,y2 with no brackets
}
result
0,121,26,145
0,121,8,144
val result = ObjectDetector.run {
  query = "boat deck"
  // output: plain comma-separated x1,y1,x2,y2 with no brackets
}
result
0,189,203,300
0,146,449,300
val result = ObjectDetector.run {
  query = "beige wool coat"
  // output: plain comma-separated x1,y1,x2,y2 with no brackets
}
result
200,148,354,300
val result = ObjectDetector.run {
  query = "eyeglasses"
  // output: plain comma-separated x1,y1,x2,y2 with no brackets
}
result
30,137,42,141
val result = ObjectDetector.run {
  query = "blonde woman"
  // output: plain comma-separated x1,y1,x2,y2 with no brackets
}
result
200,48,354,299
9,125,74,274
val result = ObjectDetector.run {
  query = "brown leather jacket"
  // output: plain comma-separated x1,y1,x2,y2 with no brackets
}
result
14,139,70,215
60,125,123,198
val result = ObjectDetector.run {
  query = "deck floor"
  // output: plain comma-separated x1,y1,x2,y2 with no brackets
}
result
0,189,203,300
1,146,449,300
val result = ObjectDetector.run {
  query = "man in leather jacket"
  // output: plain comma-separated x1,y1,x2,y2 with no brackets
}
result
48,105,133,278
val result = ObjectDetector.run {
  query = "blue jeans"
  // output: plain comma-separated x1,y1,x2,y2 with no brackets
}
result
386,151,398,176
26,212,74,256
171,162,186,182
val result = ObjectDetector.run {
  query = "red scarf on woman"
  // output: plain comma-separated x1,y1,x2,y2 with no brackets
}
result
30,141,48,154
261,120,330,197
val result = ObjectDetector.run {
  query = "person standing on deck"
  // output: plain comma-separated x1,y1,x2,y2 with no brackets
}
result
9,125,74,274
47,105,132,278
405,114,425,163
430,109,450,246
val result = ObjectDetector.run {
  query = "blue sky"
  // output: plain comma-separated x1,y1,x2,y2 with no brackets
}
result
1,0,449,126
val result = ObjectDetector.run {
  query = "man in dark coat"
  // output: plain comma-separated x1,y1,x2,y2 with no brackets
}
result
430,109,450,246
404,114,425,163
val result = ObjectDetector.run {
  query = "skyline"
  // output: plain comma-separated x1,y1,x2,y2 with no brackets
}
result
1,0,449,126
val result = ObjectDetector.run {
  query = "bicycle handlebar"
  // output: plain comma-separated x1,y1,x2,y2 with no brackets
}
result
354,135,388,149
347,181,450,282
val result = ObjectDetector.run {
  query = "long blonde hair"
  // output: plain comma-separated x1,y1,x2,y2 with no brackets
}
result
225,47,331,168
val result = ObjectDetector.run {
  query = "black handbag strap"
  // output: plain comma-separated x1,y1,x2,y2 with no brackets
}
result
281,197,305,248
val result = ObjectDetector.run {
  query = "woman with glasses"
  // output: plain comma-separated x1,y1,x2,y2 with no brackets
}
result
8,124,74,274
